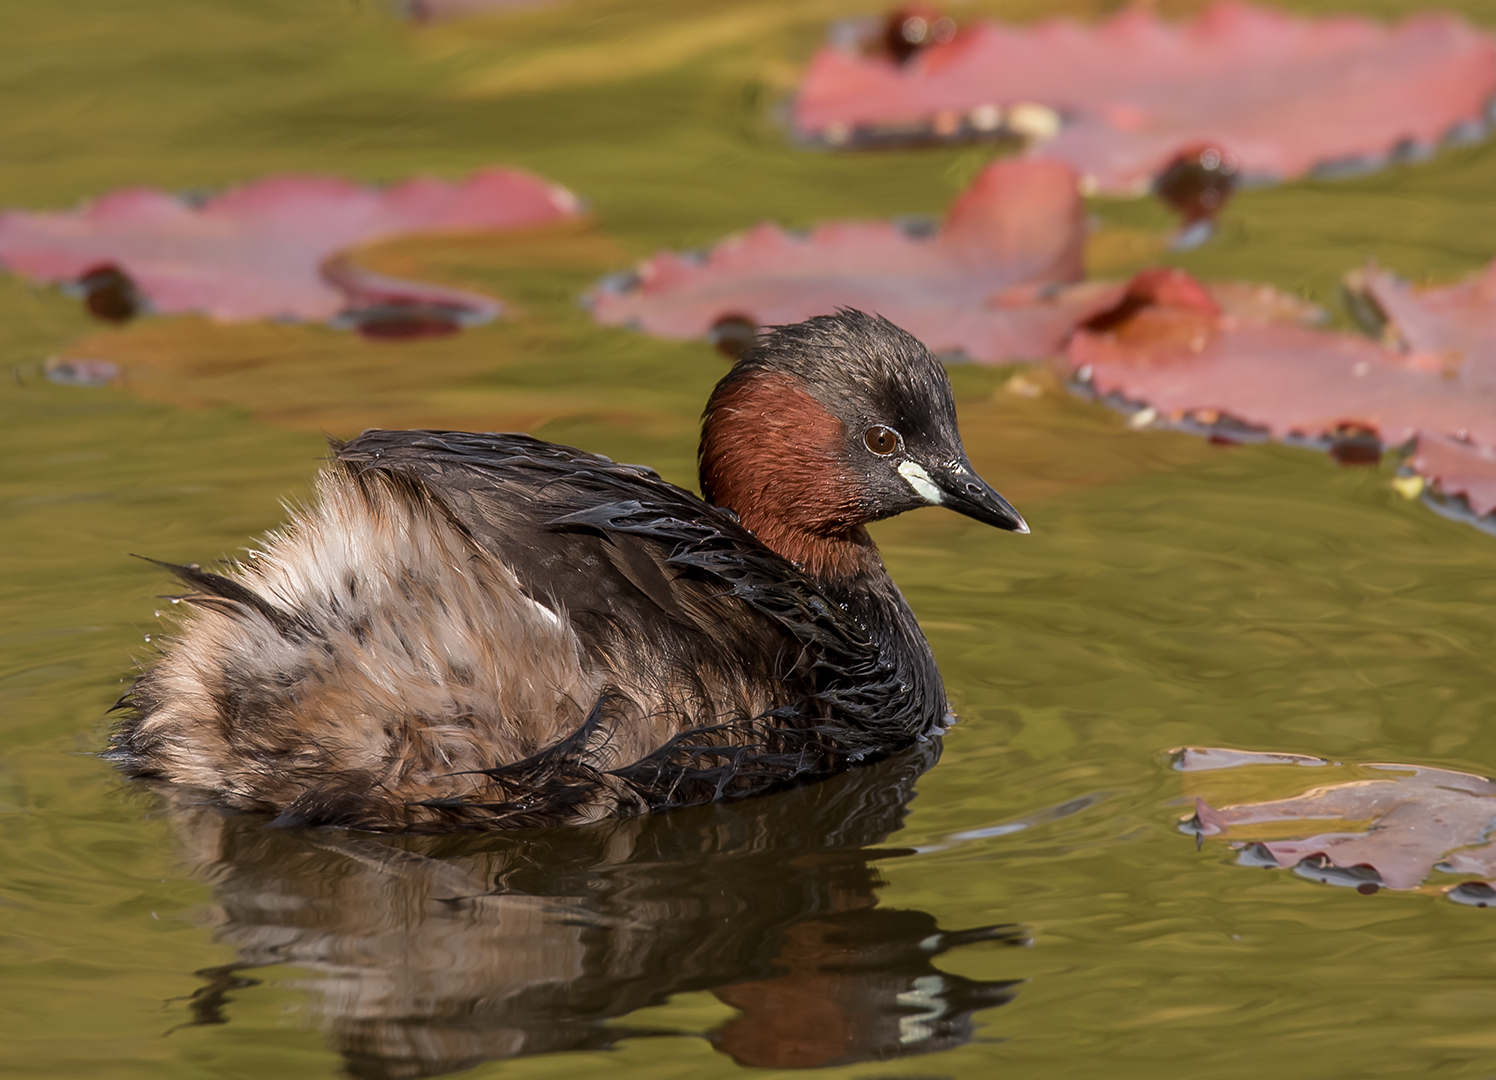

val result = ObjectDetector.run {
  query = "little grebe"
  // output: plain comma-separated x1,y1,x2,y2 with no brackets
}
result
110,311,1027,829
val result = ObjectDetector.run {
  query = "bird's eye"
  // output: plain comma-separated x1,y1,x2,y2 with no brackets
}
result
863,425,900,456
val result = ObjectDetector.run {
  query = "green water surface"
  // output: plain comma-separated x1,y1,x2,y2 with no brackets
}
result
5,1,1496,1076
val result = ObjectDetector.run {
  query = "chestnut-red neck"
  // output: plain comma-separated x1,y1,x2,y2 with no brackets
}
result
700,373,882,584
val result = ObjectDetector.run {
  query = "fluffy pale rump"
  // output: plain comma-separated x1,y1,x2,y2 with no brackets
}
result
117,465,638,829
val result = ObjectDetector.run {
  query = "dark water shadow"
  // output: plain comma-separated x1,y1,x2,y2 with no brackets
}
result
161,741,1027,1078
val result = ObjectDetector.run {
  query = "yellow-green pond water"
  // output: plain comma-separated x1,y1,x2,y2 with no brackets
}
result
6,0,1496,1076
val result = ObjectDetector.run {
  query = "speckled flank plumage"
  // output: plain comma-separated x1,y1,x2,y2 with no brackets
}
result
117,465,613,828
111,310,1027,830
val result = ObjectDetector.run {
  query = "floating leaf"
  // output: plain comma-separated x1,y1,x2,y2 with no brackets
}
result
795,3,1496,194
590,160,1116,362
1180,746,1496,895
1344,260,1496,514
1351,260,1496,386
38,221,657,436
0,168,579,325
1065,266,1496,516
1407,433,1496,518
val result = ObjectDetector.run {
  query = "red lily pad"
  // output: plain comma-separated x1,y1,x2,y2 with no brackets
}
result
590,159,1117,362
795,3,1496,194
1180,747,1496,895
0,168,579,325
1065,266,1496,516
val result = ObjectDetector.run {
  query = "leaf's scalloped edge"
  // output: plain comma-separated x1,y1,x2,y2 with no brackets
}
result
1068,366,1496,536
794,95,1496,196
1220,839,1496,905
1447,881,1496,907
1416,475,1496,537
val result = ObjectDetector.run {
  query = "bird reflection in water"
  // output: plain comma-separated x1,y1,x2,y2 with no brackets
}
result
163,742,1026,1078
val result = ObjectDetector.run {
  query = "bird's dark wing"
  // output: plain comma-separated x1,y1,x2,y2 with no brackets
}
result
335,430,834,668
334,430,905,813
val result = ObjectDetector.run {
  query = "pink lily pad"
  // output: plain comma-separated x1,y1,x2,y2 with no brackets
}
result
1181,747,1496,894
1065,266,1496,515
1346,260,1496,514
589,159,1117,362
1408,434,1496,519
1356,260,1496,387
0,168,580,324
795,2,1496,194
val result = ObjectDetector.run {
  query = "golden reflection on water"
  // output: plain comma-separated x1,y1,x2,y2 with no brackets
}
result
5,0,1496,1076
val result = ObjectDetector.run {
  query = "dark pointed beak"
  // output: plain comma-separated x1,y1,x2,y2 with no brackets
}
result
933,457,1029,534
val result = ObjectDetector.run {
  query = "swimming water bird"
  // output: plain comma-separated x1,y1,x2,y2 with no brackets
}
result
110,311,1028,830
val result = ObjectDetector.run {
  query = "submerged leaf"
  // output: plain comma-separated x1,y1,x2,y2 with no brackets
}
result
1181,747,1496,894
1172,747,1331,772
590,159,1115,363
43,357,120,387
795,3,1496,194
0,169,579,325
